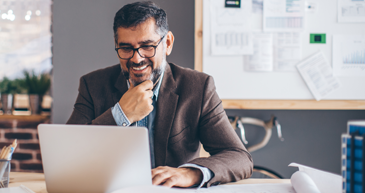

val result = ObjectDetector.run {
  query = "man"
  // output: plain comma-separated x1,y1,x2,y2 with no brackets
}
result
67,1,253,188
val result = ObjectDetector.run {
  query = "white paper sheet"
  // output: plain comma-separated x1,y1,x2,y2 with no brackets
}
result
244,33,273,71
338,0,365,23
112,184,296,193
333,35,365,77
0,185,35,193
251,0,263,30
210,0,253,55
289,163,342,193
197,183,295,193
296,51,341,101
274,32,302,71
111,185,194,193
291,171,321,193
263,0,305,32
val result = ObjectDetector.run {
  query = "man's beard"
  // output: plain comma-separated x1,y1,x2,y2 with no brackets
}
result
122,58,166,86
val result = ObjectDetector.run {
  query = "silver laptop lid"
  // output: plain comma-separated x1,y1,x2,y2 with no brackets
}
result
38,124,152,193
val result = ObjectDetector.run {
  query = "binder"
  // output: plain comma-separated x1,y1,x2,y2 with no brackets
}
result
342,120,365,193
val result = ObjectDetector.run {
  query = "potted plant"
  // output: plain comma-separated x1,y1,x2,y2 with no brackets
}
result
22,71,51,114
0,77,22,114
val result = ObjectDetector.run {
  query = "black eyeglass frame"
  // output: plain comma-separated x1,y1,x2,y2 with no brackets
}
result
115,35,166,60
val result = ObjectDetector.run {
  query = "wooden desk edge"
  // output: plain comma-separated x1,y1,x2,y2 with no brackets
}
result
8,172,290,193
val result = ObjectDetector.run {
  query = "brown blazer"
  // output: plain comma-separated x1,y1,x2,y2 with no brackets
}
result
67,63,253,186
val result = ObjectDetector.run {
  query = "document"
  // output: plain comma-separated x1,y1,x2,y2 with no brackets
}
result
251,0,263,30
296,51,341,101
112,185,194,193
274,32,302,71
210,0,253,55
244,33,273,71
113,184,295,193
197,183,295,193
333,35,365,77
338,0,365,23
289,163,342,193
263,0,305,32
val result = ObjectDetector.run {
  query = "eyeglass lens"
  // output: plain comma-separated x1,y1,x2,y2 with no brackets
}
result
118,46,155,59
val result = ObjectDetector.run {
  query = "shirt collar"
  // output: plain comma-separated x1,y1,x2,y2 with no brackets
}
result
152,71,164,101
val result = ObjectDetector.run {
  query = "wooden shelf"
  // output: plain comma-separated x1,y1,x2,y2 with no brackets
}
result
222,100,365,110
0,114,50,122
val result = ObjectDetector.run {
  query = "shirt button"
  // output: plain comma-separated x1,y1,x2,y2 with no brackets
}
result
122,122,127,126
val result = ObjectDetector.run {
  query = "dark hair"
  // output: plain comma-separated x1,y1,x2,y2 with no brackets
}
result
113,1,168,42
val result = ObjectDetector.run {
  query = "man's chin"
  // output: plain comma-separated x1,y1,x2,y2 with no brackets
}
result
130,76,150,86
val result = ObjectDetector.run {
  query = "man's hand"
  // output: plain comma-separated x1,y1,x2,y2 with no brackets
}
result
151,166,203,188
119,80,154,123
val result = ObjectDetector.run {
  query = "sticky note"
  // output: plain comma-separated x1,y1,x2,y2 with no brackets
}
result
310,34,326,44
225,0,241,8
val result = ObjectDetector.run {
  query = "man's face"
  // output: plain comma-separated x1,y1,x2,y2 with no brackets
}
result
115,18,174,86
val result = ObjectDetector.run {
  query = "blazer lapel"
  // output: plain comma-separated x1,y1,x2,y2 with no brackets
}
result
154,64,179,167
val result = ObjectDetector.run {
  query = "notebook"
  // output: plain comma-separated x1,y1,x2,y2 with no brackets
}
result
38,124,152,193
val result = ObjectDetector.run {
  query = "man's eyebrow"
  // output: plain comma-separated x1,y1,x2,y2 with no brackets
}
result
138,40,155,44
118,39,157,47
118,42,132,47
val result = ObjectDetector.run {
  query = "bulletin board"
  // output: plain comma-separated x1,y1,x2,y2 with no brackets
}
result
194,0,365,109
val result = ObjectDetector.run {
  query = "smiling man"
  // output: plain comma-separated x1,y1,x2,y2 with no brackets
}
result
67,1,253,188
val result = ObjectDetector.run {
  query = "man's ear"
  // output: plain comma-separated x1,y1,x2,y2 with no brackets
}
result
165,31,174,56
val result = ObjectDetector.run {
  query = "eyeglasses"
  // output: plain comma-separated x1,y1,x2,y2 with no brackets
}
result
115,35,166,60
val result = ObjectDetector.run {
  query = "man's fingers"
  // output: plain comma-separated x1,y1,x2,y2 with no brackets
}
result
152,167,173,186
152,172,170,186
138,80,153,90
151,167,203,188
151,167,164,177
161,177,177,188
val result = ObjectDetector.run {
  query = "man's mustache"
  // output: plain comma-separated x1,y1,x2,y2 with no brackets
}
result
127,61,152,69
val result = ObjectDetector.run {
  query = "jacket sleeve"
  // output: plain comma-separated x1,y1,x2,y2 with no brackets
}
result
66,76,117,125
187,76,253,187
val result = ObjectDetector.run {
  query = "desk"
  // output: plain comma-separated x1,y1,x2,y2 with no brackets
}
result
8,172,291,193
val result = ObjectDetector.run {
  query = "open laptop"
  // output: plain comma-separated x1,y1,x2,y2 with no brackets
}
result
38,124,152,193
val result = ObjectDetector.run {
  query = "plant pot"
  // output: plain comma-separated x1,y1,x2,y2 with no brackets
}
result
29,94,43,115
0,94,13,114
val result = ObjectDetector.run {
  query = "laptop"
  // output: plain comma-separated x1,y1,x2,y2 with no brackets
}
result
38,124,152,193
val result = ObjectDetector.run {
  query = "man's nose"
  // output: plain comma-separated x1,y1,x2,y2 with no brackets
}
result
129,50,144,64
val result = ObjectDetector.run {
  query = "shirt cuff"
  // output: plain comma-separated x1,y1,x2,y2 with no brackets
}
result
111,102,131,126
179,163,213,188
